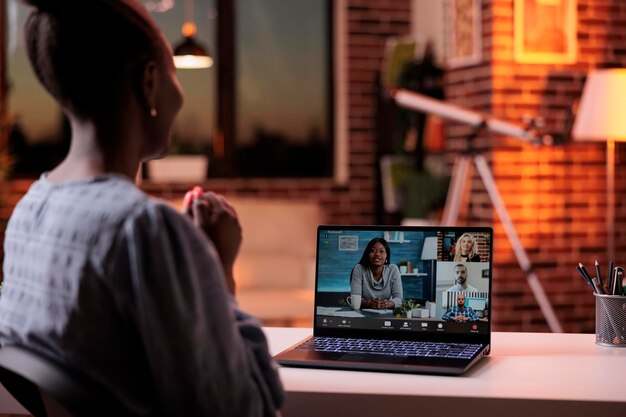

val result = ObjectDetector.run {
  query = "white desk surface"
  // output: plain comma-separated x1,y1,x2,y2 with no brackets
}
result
1,328,625,416
267,327,626,417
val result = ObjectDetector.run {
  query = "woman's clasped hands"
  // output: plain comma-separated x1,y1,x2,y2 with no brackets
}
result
183,186,242,295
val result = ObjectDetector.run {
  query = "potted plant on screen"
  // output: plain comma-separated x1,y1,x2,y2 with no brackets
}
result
397,259,408,274
395,299,416,318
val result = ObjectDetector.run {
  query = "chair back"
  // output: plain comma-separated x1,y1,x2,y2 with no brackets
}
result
0,345,144,417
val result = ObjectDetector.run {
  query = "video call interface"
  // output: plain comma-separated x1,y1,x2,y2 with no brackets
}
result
315,228,492,334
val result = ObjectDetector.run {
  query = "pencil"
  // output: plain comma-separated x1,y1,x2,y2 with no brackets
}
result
595,260,603,288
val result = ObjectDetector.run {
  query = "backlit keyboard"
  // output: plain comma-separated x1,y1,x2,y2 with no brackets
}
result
296,337,482,359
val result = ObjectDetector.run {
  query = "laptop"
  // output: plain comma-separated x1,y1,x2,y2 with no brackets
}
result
274,225,493,376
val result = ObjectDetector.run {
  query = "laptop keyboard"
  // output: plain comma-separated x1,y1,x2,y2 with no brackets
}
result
296,337,482,359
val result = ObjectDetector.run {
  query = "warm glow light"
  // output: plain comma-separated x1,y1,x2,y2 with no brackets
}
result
172,0,212,70
172,33,213,70
181,22,197,37
572,68,626,262
173,55,214,69
572,69,626,142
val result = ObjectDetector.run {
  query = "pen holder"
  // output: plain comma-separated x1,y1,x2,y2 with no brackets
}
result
595,294,626,347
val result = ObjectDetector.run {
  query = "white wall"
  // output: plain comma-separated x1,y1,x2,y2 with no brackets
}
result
411,0,445,64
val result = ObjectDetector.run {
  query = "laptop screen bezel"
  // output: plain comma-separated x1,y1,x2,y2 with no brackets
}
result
312,225,493,347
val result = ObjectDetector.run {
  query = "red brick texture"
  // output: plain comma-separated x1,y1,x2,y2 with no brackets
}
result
0,0,412,249
136,0,412,226
448,0,626,333
2,1,624,334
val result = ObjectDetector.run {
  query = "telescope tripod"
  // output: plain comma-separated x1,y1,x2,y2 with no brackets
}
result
442,128,564,333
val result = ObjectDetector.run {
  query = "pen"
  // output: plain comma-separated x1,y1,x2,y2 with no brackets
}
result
608,261,614,294
576,263,595,291
611,267,624,296
595,260,603,289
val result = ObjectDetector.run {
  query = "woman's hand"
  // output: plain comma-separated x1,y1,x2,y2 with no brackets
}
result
185,187,242,295
368,298,391,309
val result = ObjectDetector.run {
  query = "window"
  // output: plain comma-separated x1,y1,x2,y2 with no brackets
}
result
227,0,334,178
2,0,334,179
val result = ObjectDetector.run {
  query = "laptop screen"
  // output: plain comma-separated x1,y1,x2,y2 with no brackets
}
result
314,226,492,336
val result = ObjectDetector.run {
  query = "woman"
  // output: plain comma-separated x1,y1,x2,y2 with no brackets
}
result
453,233,481,262
350,238,403,309
0,1,283,416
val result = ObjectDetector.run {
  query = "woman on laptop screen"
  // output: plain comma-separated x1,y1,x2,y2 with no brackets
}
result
453,233,481,262
350,238,403,309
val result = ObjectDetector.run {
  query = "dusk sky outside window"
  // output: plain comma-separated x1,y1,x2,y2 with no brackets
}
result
5,0,330,154
236,0,329,147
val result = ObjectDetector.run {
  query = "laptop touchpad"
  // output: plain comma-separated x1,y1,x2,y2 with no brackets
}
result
339,353,405,364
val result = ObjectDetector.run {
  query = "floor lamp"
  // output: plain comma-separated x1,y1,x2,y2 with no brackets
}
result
572,69,626,262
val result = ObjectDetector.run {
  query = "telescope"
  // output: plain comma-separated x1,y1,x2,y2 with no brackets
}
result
390,89,558,146
389,88,564,333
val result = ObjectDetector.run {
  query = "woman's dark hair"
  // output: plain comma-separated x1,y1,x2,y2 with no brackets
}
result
358,238,391,266
21,0,164,122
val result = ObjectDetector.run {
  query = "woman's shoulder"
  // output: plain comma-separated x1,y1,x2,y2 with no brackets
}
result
101,190,211,271
386,263,400,274
13,174,153,234
122,196,196,240
39,175,196,246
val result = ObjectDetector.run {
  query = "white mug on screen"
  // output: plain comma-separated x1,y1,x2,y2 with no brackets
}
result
346,294,361,310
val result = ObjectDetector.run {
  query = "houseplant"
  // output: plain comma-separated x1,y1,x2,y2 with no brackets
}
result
397,259,408,274
394,299,416,318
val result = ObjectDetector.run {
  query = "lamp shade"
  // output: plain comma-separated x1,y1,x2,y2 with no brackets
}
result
173,36,214,69
572,69,626,142
421,236,438,260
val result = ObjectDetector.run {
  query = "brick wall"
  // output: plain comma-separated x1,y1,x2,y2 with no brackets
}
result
140,0,412,225
446,0,626,332
0,1,412,273
2,1,623,334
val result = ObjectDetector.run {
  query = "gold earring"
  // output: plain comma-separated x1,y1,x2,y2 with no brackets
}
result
150,107,157,117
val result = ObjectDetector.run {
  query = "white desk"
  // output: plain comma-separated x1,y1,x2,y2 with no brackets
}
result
268,328,626,417
1,329,625,416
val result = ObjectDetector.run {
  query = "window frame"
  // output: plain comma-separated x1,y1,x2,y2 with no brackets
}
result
213,0,340,179
0,0,349,183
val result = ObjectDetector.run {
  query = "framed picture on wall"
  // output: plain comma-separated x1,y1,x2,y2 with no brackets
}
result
444,0,482,68
338,236,359,251
514,0,577,64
